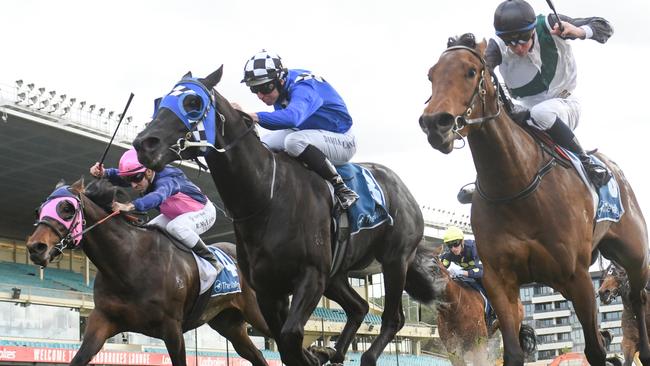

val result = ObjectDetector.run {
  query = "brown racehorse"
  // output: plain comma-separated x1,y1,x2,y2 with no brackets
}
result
431,253,535,365
599,263,650,366
26,178,272,366
418,33,650,365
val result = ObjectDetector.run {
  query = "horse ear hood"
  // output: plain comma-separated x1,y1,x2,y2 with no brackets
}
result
202,65,224,89
182,71,193,79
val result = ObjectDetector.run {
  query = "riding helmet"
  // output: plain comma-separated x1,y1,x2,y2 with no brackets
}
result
118,148,147,177
241,50,286,86
443,226,465,243
493,0,536,34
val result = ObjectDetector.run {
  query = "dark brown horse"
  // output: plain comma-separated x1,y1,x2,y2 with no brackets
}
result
418,34,650,365
26,178,272,366
599,263,650,366
431,253,535,365
132,68,442,366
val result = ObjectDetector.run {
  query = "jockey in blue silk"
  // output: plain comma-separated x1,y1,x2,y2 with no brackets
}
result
90,148,222,273
485,0,613,187
232,50,359,209
440,226,497,327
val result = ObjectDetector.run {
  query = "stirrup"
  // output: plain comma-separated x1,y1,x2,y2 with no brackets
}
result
335,187,359,210
587,165,611,187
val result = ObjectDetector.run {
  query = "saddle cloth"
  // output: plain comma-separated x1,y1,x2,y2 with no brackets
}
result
192,246,241,296
334,164,393,235
564,151,625,223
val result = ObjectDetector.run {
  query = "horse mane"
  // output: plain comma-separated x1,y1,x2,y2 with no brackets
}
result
446,33,477,48
84,178,131,212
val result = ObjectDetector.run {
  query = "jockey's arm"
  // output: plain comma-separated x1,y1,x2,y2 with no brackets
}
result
549,14,613,43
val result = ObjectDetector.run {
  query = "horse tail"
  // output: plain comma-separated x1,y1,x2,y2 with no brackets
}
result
404,245,445,304
519,323,537,355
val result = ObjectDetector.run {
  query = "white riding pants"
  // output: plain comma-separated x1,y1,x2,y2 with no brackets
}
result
261,129,357,164
148,201,217,248
528,96,581,131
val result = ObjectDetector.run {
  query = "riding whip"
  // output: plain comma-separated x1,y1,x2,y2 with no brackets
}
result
98,92,134,167
544,0,564,33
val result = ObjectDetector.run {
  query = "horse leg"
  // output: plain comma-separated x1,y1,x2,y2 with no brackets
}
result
323,275,369,364
624,272,650,364
481,270,524,365
207,309,268,366
564,269,607,365
161,322,187,366
360,258,407,366
70,310,119,366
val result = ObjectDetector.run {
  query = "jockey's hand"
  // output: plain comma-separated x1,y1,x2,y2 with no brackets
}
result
448,267,465,277
90,162,105,178
551,21,586,40
112,202,135,213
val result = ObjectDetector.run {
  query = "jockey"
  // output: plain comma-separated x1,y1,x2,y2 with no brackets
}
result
233,50,359,209
90,148,222,273
440,226,497,327
486,0,613,187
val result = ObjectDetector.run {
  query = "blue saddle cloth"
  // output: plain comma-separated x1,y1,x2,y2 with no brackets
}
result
208,247,241,297
566,152,625,223
336,164,393,235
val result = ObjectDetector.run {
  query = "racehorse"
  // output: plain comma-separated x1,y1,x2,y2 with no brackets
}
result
418,33,650,365
430,253,535,365
132,67,443,366
26,178,272,366
599,263,650,366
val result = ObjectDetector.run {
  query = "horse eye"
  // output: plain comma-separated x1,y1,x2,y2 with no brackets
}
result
467,68,477,78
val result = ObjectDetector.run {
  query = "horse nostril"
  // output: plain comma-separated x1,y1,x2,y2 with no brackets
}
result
29,242,48,254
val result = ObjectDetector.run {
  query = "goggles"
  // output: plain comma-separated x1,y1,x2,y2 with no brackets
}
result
250,81,276,95
446,239,462,248
498,29,535,46
124,172,146,184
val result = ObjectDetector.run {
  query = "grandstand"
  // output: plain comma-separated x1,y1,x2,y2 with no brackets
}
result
0,80,459,365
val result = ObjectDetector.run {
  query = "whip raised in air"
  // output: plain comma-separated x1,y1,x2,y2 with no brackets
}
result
98,92,134,167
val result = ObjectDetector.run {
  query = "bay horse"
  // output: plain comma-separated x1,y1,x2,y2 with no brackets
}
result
418,33,650,365
26,178,272,366
132,67,443,366
431,254,535,365
599,263,650,366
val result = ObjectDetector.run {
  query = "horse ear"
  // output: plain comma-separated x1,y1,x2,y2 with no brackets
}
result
69,176,85,194
477,38,488,57
202,65,224,89
55,179,66,189
182,71,192,79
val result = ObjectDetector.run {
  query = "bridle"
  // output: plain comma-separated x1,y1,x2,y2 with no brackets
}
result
156,78,276,222
442,46,503,132
35,188,119,262
438,45,557,204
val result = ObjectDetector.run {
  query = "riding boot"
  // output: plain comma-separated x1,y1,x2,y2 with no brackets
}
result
192,239,223,274
546,118,610,187
298,145,359,209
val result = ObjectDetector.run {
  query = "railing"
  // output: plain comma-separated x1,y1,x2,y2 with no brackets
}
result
0,282,94,309
0,81,143,144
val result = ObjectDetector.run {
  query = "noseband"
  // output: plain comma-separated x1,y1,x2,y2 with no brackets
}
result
442,46,502,132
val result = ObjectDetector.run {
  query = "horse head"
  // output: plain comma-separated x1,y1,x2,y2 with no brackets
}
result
598,263,628,305
27,178,86,267
419,33,500,154
134,66,254,171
